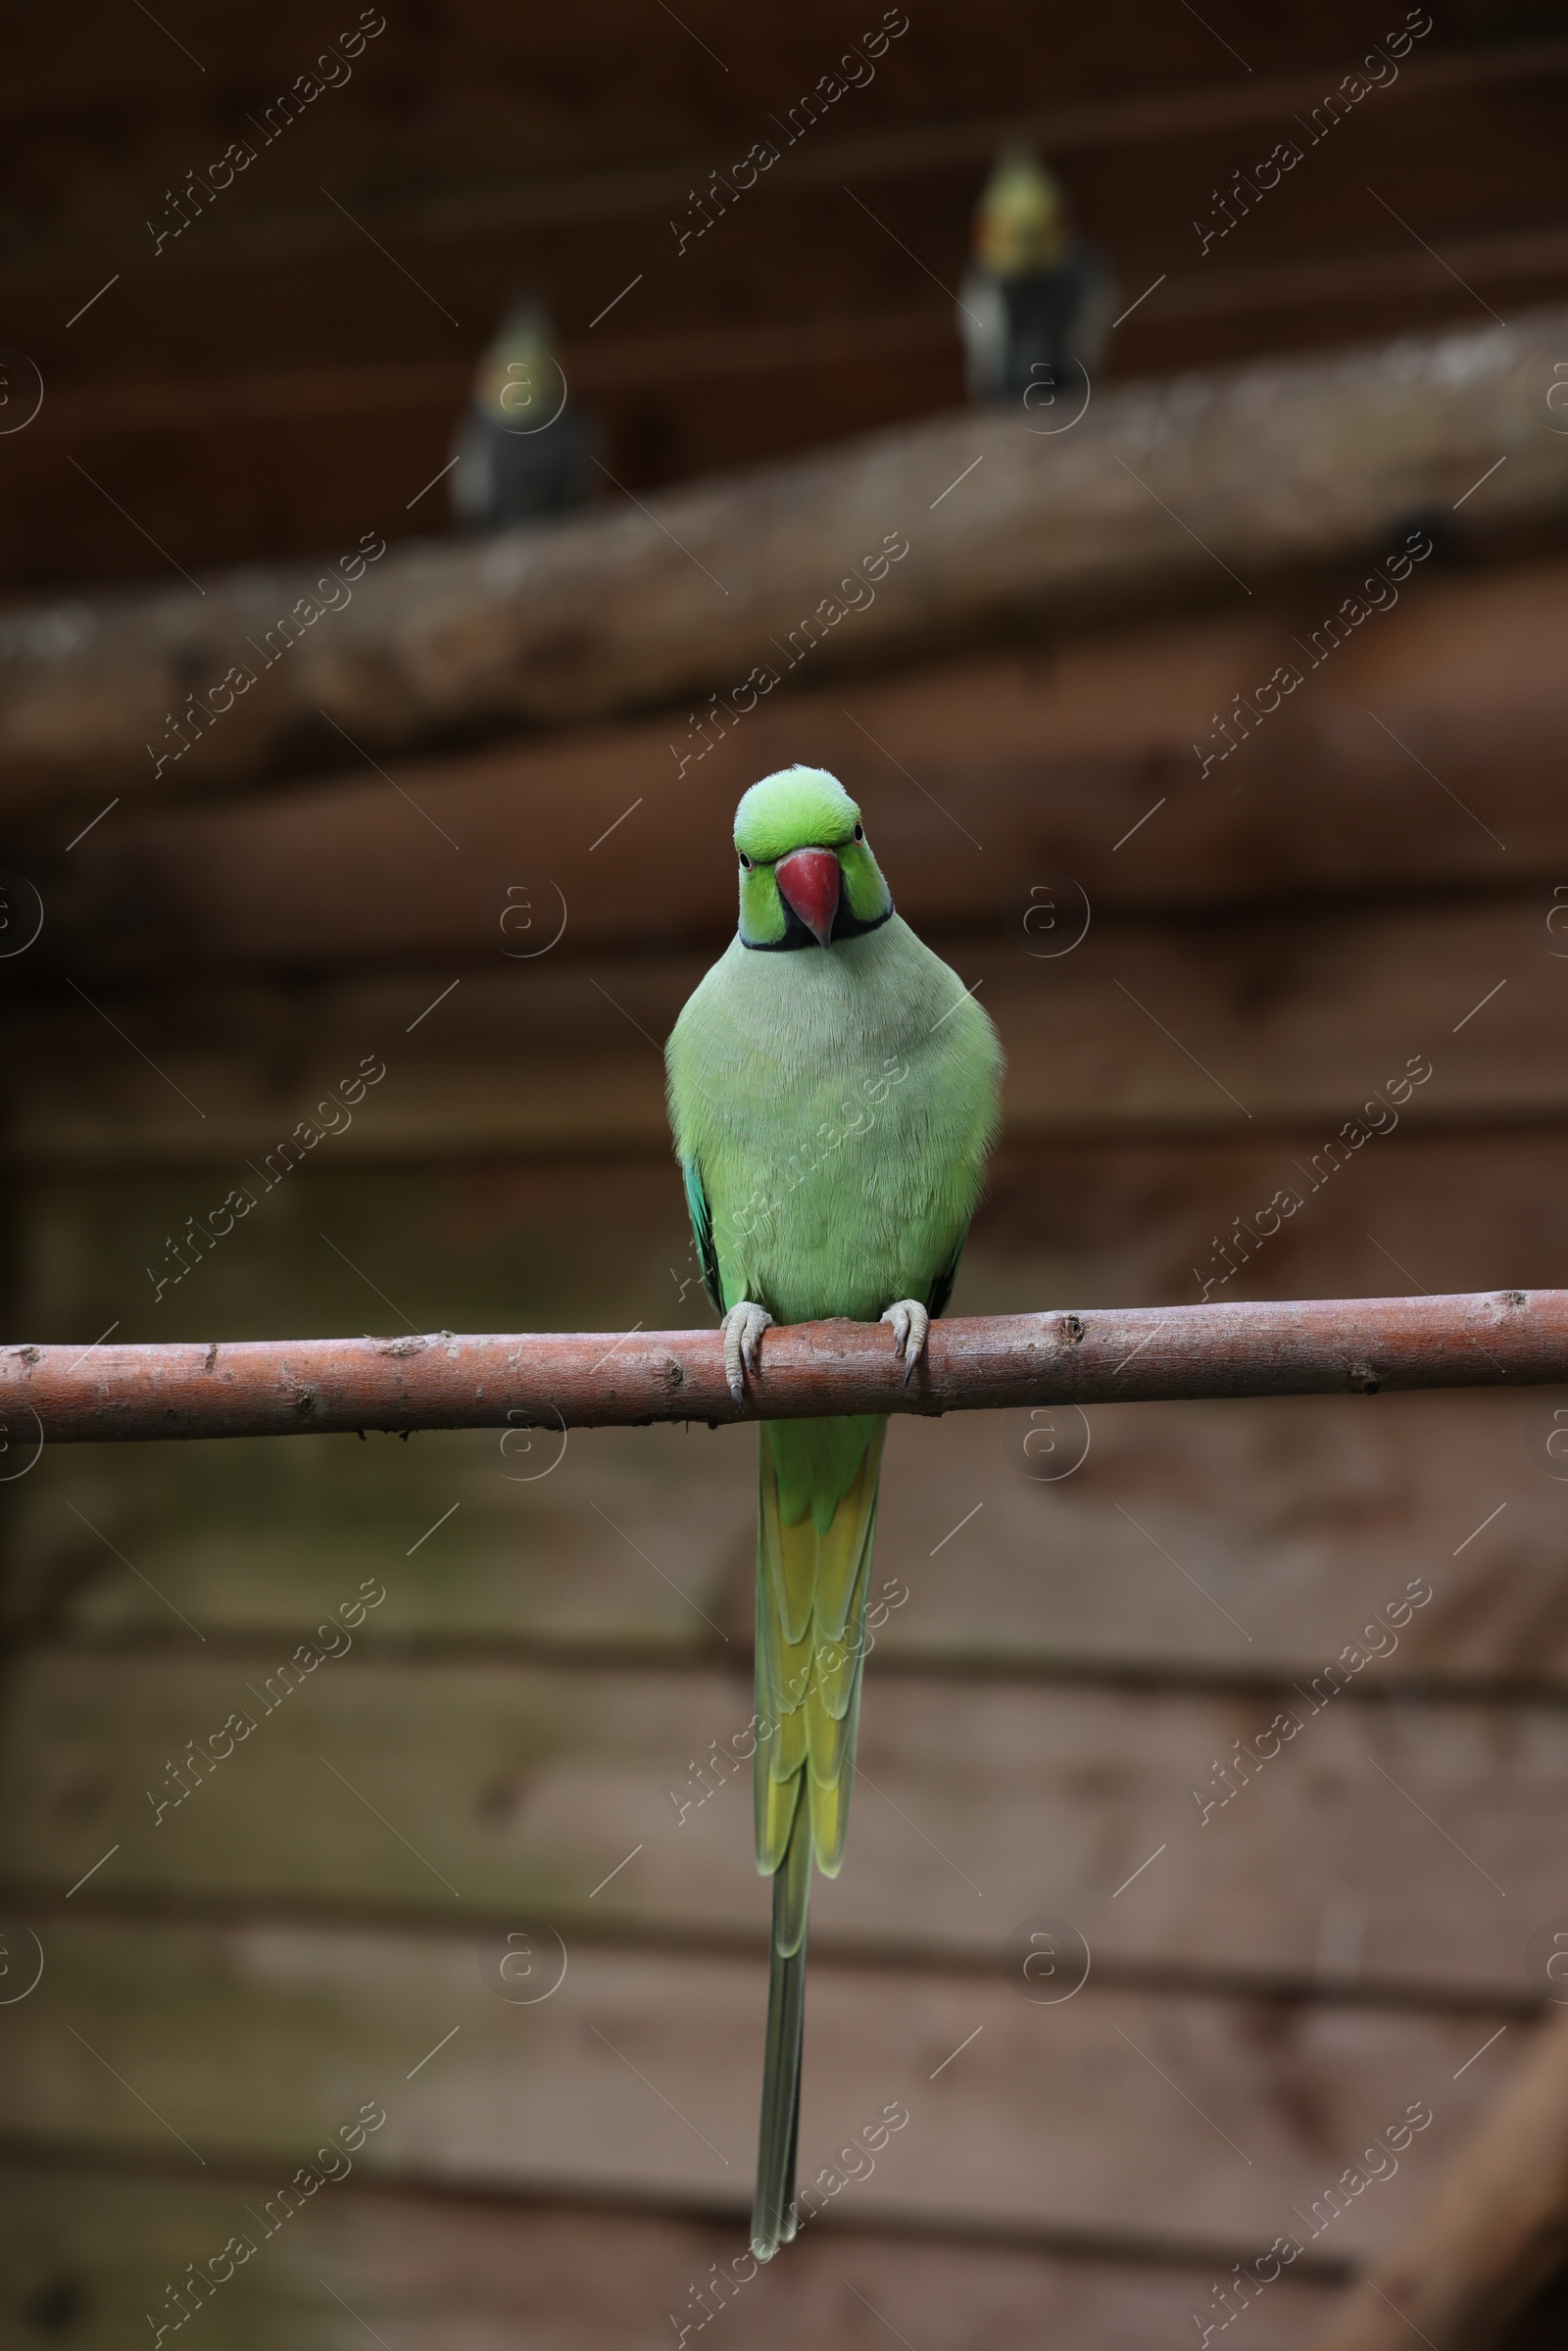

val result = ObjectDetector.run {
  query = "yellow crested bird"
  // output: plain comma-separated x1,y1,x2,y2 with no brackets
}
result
958,145,1116,407
450,295,595,530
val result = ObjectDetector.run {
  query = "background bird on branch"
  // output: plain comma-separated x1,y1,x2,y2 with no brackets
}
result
450,293,596,531
958,144,1116,412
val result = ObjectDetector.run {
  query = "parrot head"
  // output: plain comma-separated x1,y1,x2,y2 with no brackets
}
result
733,765,893,952
973,145,1070,276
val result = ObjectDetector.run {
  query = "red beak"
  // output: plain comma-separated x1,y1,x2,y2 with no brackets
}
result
775,846,842,947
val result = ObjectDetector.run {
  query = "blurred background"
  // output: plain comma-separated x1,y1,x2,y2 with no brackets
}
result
4,4,1568,2347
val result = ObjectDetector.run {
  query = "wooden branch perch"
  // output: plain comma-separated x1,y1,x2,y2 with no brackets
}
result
1,1291,1559,1445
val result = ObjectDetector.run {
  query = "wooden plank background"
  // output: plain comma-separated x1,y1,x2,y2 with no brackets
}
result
6,734,1568,2338
7,9,1568,2344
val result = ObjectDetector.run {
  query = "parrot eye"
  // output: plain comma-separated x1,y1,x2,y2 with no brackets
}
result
738,852,753,870
854,823,863,841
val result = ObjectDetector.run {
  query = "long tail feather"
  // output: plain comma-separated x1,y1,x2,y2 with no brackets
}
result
751,1414,887,2258
751,1787,810,2259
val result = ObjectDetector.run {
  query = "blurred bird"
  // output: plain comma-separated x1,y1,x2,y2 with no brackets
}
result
957,146,1116,410
450,296,595,530
666,765,1004,2260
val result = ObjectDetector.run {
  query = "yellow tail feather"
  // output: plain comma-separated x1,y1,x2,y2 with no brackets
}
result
754,1419,886,1877
751,1417,887,2260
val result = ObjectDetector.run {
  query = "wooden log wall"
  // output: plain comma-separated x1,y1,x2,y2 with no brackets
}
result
4,513,1568,2348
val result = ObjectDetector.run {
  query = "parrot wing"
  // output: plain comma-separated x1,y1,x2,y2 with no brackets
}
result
680,1154,723,1314
923,1233,967,1323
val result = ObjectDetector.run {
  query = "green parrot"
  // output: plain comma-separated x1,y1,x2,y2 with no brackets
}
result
665,763,1004,2259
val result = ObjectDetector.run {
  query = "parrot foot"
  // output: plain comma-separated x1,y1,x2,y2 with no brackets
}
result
881,1298,930,1382
721,1300,774,1402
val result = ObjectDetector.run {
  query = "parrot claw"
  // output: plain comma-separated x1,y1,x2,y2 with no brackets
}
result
881,1298,930,1382
722,1300,774,1402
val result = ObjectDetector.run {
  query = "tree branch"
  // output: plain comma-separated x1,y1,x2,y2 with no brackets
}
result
0,1291,1557,1446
